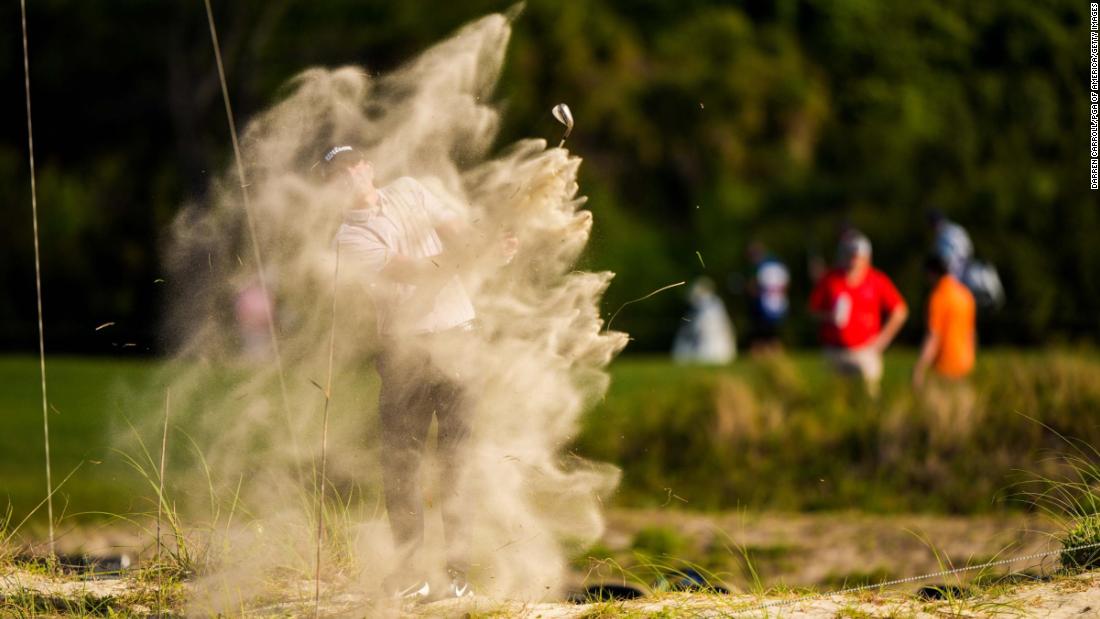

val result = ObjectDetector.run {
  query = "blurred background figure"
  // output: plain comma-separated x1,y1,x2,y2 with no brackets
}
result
807,249,827,285
927,208,973,280
672,277,736,365
809,232,907,397
913,253,979,448
746,242,789,354
927,208,1004,310
913,254,976,390
234,278,274,360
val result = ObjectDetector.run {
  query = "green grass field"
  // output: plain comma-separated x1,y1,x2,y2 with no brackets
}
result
0,356,163,530
2,349,1099,531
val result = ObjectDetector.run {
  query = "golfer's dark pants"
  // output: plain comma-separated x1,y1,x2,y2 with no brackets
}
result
376,346,470,574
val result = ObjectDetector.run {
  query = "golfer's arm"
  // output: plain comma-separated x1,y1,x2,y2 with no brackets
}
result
435,219,486,264
378,222,474,283
381,253,453,283
877,304,909,348
378,218,490,283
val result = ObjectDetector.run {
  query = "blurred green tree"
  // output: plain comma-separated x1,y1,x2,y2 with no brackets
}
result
0,0,1093,352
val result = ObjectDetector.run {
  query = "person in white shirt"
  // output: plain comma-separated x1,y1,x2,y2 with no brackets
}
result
325,144,515,600
671,277,736,364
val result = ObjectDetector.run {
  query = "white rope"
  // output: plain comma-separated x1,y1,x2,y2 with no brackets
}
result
19,0,54,557
201,0,300,464
737,540,1100,615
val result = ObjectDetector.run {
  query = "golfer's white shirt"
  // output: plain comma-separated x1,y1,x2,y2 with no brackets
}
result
334,177,476,335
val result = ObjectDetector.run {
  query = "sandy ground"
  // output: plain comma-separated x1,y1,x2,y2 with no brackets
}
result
590,508,1061,590
27,508,1062,588
2,508,1072,616
419,571,1100,617
3,567,1098,617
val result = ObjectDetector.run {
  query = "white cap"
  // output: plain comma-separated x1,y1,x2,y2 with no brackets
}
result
838,231,872,262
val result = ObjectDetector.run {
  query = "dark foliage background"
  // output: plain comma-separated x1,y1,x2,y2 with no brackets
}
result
1,0,1094,353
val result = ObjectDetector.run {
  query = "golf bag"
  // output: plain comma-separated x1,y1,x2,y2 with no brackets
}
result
962,259,1005,310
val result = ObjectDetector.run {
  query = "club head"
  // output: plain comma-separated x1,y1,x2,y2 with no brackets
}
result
552,103,574,146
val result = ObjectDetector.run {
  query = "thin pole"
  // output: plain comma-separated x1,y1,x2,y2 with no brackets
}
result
19,0,54,556
314,251,340,616
201,0,300,464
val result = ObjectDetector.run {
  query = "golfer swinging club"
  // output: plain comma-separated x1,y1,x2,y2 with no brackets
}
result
324,144,516,601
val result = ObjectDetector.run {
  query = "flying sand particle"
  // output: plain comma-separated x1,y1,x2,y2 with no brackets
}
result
94,322,115,331
160,11,628,602
606,281,686,332
696,251,706,269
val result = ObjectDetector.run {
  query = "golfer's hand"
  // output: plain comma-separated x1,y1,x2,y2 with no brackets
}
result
499,232,519,264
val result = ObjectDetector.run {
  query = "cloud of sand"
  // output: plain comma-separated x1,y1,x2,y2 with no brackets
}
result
155,9,626,610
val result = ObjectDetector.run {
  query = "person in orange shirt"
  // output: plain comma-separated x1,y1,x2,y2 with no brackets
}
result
913,254,976,389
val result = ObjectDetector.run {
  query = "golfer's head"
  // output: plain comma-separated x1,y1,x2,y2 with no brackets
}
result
837,231,872,273
321,144,368,175
320,144,375,202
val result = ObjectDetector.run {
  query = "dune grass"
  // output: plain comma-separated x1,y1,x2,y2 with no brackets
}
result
2,350,1100,614
576,348,1100,513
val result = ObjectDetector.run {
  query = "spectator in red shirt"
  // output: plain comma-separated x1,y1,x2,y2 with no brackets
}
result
809,232,908,396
